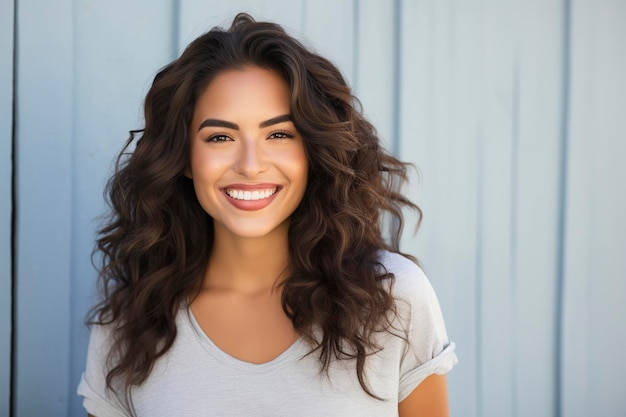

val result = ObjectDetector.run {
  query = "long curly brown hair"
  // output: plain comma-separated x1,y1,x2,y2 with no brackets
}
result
89,13,421,398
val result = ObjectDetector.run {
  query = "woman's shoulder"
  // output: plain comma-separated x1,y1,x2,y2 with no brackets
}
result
376,250,433,299
376,249,448,335
86,320,117,355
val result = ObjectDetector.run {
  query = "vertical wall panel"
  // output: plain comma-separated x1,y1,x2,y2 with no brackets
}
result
512,1,563,416
0,0,14,415
15,0,74,415
562,1,626,416
69,2,176,415
479,2,518,415
398,1,482,416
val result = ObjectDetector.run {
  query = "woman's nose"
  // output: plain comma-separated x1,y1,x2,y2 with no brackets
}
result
234,138,269,177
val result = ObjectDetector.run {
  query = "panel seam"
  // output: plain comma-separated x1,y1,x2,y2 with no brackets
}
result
555,0,572,416
510,53,521,417
475,134,483,417
10,0,18,415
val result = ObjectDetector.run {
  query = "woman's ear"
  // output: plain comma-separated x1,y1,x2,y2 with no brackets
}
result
183,166,193,179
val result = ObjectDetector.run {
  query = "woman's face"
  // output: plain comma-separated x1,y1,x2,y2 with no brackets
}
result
187,66,308,241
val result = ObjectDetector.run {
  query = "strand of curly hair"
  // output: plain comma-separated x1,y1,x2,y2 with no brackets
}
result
88,13,421,399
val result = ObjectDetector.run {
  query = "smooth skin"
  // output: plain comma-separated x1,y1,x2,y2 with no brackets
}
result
88,66,450,416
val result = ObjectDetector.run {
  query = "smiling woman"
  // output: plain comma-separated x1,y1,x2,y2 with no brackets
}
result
77,13,456,417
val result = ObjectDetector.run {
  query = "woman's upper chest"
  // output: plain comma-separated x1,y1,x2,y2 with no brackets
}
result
189,288,298,364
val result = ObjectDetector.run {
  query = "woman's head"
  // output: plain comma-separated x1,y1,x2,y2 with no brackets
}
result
187,65,309,241
134,13,384,240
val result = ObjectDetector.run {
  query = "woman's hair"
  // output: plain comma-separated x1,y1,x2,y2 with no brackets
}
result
90,13,421,398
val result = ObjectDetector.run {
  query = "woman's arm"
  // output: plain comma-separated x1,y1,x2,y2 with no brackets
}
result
398,374,450,417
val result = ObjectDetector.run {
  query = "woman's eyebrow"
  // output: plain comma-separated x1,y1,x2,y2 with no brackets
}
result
197,114,292,132
259,114,291,128
197,119,238,131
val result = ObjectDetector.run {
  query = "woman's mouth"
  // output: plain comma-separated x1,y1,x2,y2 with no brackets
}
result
224,187,279,201
222,185,282,211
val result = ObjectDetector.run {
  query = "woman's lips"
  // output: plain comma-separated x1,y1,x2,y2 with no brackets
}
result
222,184,282,210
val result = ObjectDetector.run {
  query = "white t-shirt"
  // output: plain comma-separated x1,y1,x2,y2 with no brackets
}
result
77,251,457,417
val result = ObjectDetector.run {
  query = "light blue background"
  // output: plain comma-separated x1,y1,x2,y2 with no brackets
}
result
1,0,625,416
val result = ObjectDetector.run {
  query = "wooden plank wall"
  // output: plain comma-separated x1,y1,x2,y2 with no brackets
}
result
7,0,625,416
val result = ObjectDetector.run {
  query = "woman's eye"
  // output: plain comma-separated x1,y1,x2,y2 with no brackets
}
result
269,131,294,140
206,134,232,143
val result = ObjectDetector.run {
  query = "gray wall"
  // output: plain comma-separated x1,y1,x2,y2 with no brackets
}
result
1,0,625,416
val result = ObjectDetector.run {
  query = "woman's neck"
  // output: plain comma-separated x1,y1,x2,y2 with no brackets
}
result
203,223,291,294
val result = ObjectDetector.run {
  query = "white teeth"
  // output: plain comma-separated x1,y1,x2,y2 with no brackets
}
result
226,187,277,201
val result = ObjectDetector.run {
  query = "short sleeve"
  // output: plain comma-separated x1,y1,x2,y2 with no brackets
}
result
382,252,458,402
77,324,132,417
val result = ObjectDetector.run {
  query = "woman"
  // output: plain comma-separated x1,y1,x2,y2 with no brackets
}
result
78,13,457,416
